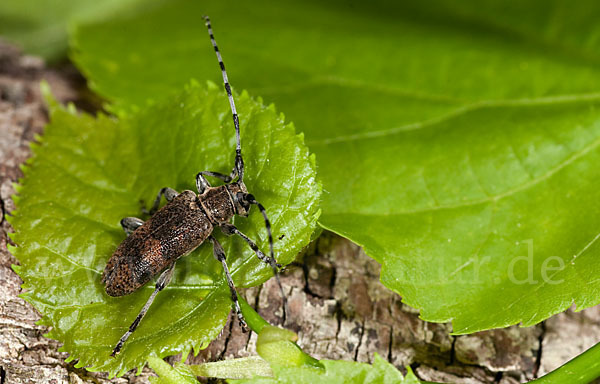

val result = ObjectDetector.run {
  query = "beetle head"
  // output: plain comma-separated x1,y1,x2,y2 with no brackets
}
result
227,182,251,217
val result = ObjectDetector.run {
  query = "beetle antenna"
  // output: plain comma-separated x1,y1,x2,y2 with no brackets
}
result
245,194,288,323
203,15,244,183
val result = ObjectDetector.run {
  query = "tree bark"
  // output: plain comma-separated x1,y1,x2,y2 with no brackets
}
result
1,41,599,384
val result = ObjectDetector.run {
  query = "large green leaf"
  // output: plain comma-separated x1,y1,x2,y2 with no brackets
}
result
70,0,600,333
0,0,153,61
8,82,320,376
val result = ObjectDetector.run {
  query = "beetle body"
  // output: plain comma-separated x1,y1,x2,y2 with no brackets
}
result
102,184,247,296
104,16,283,357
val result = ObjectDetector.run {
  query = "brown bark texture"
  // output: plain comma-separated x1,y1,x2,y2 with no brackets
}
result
1,41,599,384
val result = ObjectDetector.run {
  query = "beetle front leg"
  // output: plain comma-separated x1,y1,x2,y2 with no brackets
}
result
209,235,247,331
111,263,176,356
120,217,144,236
196,171,233,194
195,172,211,194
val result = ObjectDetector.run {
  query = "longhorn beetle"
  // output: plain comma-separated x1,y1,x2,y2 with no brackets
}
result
102,16,284,357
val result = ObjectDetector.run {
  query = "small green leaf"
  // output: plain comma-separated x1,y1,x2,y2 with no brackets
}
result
9,82,320,376
149,356,274,383
189,357,274,381
239,297,323,370
149,306,420,383
232,354,422,384
150,357,423,384
71,0,600,333
151,339,600,384
256,326,322,369
149,354,423,384
148,357,199,384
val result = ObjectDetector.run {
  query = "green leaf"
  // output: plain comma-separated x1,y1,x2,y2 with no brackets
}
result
0,0,156,61
151,337,600,384
148,356,200,384
239,298,323,370
189,357,274,381
70,1,600,332
234,324,420,383
8,81,320,376
232,355,422,384
256,325,322,369
149,355,422,384
530,340,600,384
148,309,421,384
148,356,273,383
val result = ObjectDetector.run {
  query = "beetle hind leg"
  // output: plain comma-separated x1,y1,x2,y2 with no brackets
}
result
111,262,176,356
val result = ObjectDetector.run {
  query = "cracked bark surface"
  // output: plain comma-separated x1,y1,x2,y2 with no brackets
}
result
1,41,600,384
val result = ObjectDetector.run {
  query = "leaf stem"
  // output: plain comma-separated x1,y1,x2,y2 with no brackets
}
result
239,295,323,369
238,295,270,333
529,341,600,383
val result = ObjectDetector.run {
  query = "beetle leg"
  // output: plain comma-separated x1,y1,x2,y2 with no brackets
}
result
219,223,281,269
196,170,234,194
147,187,179,215
119,217,144,236
195,172,211,194
219,223,287,324
209,235,247,331
111,263,176,357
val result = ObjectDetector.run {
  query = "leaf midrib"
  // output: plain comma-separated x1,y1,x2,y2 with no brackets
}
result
322,127,600,218
306,91,600,146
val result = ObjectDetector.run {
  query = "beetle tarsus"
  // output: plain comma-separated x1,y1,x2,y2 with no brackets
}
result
110,345,121,357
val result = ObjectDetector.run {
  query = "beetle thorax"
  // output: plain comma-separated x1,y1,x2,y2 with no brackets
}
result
197,185,237,223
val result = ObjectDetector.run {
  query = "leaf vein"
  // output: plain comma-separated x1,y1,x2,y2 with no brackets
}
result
332,133,600,217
